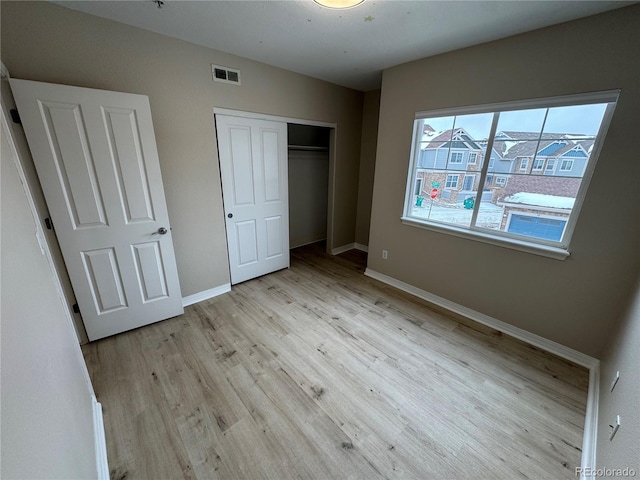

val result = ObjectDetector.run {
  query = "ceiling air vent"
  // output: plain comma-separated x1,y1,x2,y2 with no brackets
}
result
211,64,241,85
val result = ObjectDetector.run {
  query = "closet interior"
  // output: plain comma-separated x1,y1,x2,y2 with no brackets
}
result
287,123,330,249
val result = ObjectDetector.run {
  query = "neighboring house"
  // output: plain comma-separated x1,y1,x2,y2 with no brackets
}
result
412,123,596,241
496,175,582,241
415,126,504,203
497,131,593,177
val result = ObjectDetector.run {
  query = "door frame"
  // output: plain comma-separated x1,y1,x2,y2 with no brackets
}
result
1,73,87,347
213,107,338,254
1,65,91,342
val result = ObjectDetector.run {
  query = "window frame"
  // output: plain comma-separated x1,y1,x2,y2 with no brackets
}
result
519,158,529,172
560,159,574,171
546,159,556,172
414,177,423,197
449,151,464,164
532,158,545,171
445,174,459,189
468,152,478,164
402,90,619,260
495,175,507,186
462,175,475,190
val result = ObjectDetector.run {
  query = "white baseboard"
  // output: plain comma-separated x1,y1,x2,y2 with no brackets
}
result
364,268,597,368
290,238,326,249
354,243,369,253
364,268,600,474
331,243,356,255
92,396,109,480
331,243,369,255
182,284,231,307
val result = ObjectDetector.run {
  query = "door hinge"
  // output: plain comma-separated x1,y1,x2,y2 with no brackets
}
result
44,217,54,230
10,108,21,125
72,303,80,314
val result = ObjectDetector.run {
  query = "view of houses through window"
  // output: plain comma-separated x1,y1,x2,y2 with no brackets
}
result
404,95,616,248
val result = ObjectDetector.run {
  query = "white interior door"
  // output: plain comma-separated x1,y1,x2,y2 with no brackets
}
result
216,115,289,284
10,79,183,341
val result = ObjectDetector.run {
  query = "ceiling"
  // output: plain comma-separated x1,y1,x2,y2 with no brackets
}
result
53,0,634,92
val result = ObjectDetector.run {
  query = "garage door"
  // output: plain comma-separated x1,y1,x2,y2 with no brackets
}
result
507,214,566,242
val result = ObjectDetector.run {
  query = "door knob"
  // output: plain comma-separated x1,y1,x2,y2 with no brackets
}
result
227,213,233,218
157,227,168,235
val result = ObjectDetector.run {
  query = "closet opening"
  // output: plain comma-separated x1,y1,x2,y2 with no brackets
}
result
287,123,331,251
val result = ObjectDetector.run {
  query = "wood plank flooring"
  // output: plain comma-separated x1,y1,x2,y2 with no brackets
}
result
83,242,588,480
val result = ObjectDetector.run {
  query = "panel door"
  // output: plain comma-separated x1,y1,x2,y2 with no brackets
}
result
216,115,289,284
10,79,183,341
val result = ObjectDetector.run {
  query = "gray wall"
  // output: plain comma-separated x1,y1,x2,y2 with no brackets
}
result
1,1,363,298
1,114,97,478
368,5,640,357
288,150,329,248
288,123,330,149
597,275,640,474
355,89,380,246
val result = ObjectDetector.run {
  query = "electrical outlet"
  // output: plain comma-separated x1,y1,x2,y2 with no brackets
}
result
609,415,621,441
382,250,388,260
611,370,620,392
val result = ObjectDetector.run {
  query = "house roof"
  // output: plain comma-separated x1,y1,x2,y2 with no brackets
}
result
498,138,559,159
494,131,596,159
503,192,575,209
421,127,482,151
500,175,582,201
423,127,596,161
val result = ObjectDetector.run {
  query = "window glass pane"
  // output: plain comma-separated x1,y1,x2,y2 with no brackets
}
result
410,113,493,228
541,104,607,139
406,95,614,248
411,170,475,228
417,119,452,171
495,108,547,139
473,103,609,241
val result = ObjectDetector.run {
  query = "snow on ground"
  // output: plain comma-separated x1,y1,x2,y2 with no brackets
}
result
503,192,574,209
411,201,504,230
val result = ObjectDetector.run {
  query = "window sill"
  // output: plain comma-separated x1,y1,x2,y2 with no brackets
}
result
400,217,570,260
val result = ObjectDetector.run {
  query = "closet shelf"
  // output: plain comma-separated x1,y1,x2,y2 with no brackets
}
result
288,145,329,152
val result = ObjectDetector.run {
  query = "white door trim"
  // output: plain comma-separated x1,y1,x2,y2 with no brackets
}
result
1,96,94,389
213,107,336,129
2,72,89,344
213,107,337,253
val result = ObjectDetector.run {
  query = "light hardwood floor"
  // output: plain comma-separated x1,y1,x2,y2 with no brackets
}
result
83,243,588,480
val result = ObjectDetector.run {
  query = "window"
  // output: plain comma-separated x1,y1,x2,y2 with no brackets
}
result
403,91,617,257
445,174,459,189
560,159,574,171
414,178,423,196
450,152,464,164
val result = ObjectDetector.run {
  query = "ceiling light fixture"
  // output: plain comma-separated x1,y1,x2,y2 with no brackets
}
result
314,0,365,9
